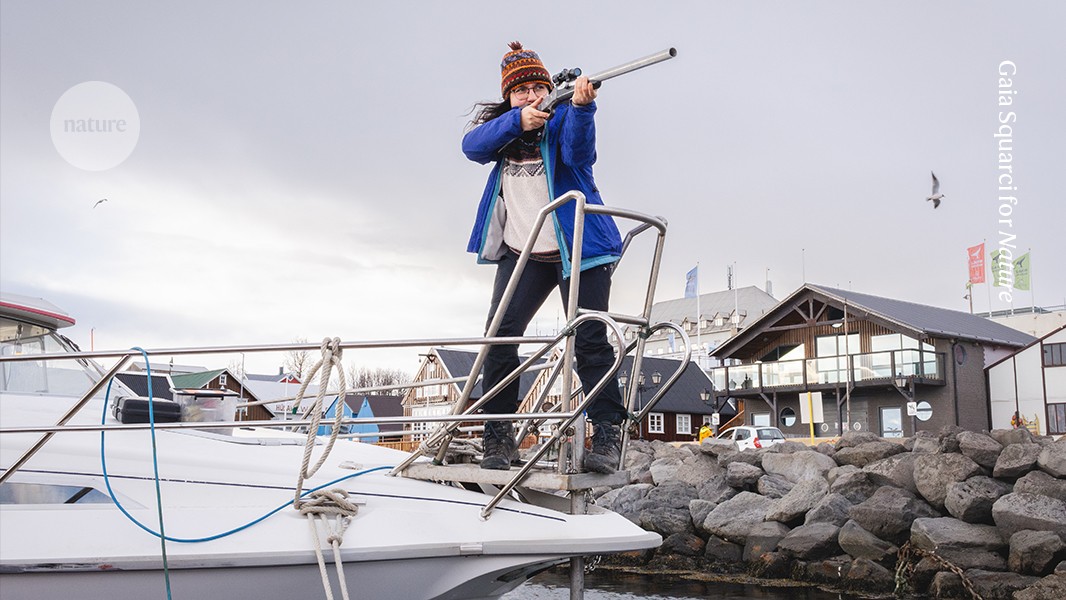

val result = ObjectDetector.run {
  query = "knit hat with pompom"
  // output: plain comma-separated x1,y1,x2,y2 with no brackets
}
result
500,41,552,97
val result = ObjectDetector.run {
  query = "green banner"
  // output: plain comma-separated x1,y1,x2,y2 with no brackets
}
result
1014,252,1031,291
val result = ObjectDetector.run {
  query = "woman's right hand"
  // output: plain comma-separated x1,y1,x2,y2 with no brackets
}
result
520,97,549,131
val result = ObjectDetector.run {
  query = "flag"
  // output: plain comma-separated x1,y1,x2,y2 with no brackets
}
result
967,243,985,283
1014,252,1031,291
991,249,1006,287
667,332,676,353
685,266,698,298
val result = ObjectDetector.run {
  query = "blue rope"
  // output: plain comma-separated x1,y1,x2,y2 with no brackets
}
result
99,356,392,545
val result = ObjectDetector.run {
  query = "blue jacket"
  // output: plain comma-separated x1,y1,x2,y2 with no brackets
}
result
462,101,623,278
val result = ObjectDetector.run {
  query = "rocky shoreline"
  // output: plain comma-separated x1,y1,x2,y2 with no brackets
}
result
593,428,1065,600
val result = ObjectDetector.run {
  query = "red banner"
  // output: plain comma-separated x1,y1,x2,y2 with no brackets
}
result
968,243,986,283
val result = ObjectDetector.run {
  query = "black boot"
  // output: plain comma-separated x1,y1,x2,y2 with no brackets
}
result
584,422,621,474
481,421,516,470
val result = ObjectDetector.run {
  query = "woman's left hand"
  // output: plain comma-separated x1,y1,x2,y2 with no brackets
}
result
572,76,597,106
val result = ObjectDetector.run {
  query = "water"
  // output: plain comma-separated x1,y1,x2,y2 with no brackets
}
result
504,568,856,600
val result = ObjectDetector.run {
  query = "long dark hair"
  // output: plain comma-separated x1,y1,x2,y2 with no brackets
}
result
467,99,512,130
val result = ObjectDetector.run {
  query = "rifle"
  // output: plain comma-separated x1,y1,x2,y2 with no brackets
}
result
538,47,677,115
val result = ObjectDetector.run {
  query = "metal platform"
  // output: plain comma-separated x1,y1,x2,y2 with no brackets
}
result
398,462,631,491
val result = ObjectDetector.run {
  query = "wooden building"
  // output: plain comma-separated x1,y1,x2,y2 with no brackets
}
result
708,284,1035,438
987,324,1066,435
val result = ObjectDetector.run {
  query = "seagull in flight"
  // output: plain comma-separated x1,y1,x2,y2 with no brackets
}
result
926,172,943,209
92,198,108,209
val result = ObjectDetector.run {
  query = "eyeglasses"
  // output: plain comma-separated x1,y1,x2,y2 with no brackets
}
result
510,84,550,98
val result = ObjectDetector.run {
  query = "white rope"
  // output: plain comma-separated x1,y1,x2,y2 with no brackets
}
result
301,489,359,600
293,337,348,505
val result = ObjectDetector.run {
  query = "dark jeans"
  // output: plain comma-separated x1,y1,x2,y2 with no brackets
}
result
482,251,626,425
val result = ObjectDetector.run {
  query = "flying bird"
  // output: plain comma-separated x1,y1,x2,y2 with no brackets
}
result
92,198,108,209
926,172,943,209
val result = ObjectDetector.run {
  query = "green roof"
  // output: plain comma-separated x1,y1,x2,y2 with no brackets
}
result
170,368,226,390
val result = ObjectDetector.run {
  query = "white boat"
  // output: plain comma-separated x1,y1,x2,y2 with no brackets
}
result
0,200,683,599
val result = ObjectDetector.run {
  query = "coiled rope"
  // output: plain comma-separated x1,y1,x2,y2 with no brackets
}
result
290,337,360,600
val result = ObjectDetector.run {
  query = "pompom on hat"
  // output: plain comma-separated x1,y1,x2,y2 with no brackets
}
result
500,41,552,97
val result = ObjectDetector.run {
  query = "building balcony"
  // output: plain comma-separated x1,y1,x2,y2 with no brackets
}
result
707,349,946,395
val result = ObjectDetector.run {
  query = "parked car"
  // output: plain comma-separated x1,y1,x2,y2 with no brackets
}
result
716,425,786,450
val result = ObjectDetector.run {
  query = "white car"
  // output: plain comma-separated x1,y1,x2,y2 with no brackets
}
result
717,425,787,450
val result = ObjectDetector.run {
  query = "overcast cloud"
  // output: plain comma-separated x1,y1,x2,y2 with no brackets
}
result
2,1,1063,375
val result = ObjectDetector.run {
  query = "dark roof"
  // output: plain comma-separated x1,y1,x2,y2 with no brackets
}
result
713,283,1036,358
435,347,544,400
115,372,174,401
344,393,405,432
619,355,715,415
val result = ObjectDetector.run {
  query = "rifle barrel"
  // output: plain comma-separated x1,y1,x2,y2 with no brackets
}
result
587,48,677,85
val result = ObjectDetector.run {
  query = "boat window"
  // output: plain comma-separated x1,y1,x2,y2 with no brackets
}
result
0,316,115,396
0,482,113,505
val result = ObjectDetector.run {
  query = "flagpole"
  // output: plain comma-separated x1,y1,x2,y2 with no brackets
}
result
1029,248,1035,311
984,239,992,316
696,261,701,367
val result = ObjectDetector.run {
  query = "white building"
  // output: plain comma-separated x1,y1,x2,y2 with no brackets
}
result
987,324,1066,436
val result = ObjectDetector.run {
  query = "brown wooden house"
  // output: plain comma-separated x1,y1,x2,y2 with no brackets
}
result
707,284,1035,438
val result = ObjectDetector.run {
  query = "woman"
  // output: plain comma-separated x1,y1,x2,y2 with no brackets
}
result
462,42,627,473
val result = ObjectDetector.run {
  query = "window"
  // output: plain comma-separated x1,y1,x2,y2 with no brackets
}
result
780,407,797,427
648,412,664,434
1049,404,1066,435
880,406,903,438
676,414,691,435
1044,343,1066,367
219,373,228,386
703,414,714,426
752,412,770,427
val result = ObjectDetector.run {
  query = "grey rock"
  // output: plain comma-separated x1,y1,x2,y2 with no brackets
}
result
911,517,1007,571
805,492,854,527
673,451,723,487
660,531,705,557
991,427,1036,446
719,448,764,469
634,480,697,512
761,449,838,483
960,569,1041,600
826,464,860,485
648,456,683,485
651,439,689,460
793,555,852,583
776,522,842,560
697,474,737,504
849,486,940,544
1037,441,1066,478
756,473,794,499
599,483,651,524
944,475,1013,524
838,519,898,562
1014,469,1066,499
834,441,905,467
742,521,791,561
844,558,896,592
913,452,984,510
766,477,829,524
698,437,737,457
688,499,717,529
830,470,879,504
725,461,764,490
911,436,942,454
958,430,1004,469
815,441,836,457
704,535,743,562
1013,573,1066,600
624,450,654,483
1009,530,1066,576
993,442,1043,478
748,551,792,579
699,491,773,545
639,506,694,536
992,493,1066,540
938,424,965,453
835,431,881,449
863,452,919,494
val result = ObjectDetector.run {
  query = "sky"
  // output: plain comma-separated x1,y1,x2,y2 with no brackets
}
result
2,1,1064,376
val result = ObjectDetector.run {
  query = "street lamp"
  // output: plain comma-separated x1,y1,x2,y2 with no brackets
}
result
894,373,916,436
619,370,661,439
700,387,720,435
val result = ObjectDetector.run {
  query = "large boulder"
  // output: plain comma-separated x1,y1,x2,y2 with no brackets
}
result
829,470,879,504
766,477,829,524
913,452,984,510
992,492,1066,541
805,492,854,527
697,473,737,504
849,486,940,544
725,461,764,490
833,441,905,467
659,531,705,557
910,517,1007,571
1014,469,1066,499
944,475,1013,524
640,507,695,536
1037,440,1066,478
633,480,697,512
1013,573,1066,600
776,522,842,560
837,519,898,562
703,535,743,563
991,427,1036,447
597,483,651,524
760,450,837,483
756,473,794,499
742,521,791,561
957,430,1004,469
1009,530,1066,576
648,456,683,485
993,442,1043,478
698,437,738,457
826,464,860,485
911,430,941,454
949,569,1042,600
835,431,881,449
673,451,723,487
699,491,773,545
844,557,896,593
863,452,919,494
688,498,717,529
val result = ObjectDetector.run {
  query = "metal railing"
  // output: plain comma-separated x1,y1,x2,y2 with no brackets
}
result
710,348,946,392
